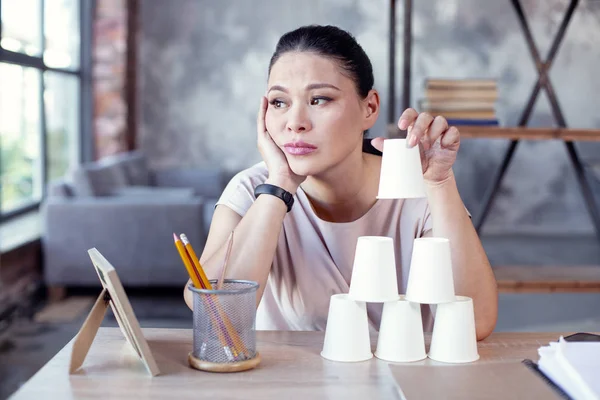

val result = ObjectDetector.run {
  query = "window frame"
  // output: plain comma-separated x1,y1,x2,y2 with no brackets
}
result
0,0,93,221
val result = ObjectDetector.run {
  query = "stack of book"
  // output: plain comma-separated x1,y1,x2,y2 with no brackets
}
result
419,79,499,126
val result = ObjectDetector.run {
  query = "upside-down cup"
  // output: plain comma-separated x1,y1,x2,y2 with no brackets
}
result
348,236,399,303
405,237,455,304
375,296,426,362
428,296,479,363
321,294,373,362
376,138,426,199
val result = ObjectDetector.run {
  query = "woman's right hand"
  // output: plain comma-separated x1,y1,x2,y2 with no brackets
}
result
257,96,306,194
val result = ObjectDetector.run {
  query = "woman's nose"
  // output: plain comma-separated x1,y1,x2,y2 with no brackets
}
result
286,105,312,133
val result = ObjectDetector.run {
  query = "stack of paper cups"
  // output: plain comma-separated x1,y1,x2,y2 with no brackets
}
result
376,138,426,199
428,296,479,363
349,236,399,302
405,238,455,304
321,294,373,362
375,296,426,362
404,237,479,363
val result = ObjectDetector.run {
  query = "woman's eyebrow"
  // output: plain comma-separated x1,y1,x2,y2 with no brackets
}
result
268,85,287,93
267,83,341,94
306,83,340,91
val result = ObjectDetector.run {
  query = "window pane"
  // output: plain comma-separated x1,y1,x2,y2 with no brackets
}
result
44,0,80,69
0,0,42,56
44,72,80,181
0,63,42,213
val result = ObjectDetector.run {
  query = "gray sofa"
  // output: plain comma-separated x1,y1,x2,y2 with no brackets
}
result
42,151,227,288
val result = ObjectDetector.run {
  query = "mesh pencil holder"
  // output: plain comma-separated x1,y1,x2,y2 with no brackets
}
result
187,279,261,373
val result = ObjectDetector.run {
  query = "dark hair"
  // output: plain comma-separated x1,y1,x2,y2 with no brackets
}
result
268,25,374,99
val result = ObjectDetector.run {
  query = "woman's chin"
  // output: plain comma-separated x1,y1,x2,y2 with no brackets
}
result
287,158,321,177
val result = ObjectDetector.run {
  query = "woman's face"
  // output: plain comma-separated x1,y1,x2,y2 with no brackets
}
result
265,52,377,177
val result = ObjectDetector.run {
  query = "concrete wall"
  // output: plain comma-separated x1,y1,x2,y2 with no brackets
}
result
138,0,600,235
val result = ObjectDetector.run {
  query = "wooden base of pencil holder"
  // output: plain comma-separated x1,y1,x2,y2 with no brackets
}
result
188,352,261,373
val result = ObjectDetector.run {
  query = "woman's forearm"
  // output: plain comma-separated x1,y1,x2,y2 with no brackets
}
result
425,170,498,340
200,179,293,304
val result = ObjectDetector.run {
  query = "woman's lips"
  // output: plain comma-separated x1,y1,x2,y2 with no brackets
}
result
283,141,317,156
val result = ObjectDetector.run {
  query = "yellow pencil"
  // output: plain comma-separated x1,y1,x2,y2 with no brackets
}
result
174,233,204,289
180,234,212,289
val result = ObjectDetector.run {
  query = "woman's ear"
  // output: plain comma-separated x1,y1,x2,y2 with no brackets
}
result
362,89,380,131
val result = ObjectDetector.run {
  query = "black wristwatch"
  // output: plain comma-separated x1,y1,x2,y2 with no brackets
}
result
254,184,294,212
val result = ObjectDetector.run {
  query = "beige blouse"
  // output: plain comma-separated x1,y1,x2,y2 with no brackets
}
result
216,161,433,332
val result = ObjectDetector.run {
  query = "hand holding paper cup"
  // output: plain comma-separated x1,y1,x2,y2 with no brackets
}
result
428,296,479,363
377,138,426,199
349,236,399,303
405,237,455,304
321,294,373,362
375,296,426,362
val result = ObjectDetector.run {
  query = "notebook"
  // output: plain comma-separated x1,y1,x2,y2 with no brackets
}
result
534,337,600,400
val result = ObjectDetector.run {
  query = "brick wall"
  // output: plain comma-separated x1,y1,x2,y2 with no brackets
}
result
93,0,128,159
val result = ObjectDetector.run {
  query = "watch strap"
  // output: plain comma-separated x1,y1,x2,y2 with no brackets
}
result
254,184,294,212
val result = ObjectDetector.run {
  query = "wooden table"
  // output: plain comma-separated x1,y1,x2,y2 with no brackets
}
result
10,328,570,399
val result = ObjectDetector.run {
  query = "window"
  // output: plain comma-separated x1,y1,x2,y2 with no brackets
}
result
45,71,80,182
0,0,88,219
0,64,42,211
0,0,42,57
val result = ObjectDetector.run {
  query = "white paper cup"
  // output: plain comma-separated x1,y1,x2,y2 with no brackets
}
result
375,296,426,362
377,138,426,199
321,294,373,362
348,236,400,303
405,237,455,304
428,296,479,363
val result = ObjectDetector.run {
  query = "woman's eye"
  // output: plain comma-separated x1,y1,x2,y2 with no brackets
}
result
310,97,330,106
269,99,286,109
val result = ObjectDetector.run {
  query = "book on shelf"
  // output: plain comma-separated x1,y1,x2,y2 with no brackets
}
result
425,78,497,90
422,110,497,119
446,118,499,126
418,99,496,111
425,88,498,101
424,78,498,101
419,78,500,126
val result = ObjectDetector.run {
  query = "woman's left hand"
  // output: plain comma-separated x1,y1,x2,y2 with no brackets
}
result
371,108,460,185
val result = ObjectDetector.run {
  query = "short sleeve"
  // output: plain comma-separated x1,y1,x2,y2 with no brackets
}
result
215,162,268,217
421,202,433,237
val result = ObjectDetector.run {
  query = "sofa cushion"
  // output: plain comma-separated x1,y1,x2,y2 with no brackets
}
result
47,179,74,198
152,167,224,198
71,161,129,197
118,150,151,186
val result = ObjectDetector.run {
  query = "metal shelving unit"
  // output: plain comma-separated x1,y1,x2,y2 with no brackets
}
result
389,0,600,240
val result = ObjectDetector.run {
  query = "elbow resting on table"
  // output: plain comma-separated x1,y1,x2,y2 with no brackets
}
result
475,313,497,341
183,280,193,311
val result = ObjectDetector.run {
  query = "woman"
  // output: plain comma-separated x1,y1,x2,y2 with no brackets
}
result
184,25,498,339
